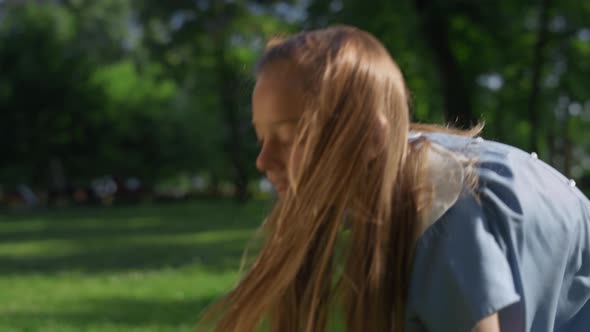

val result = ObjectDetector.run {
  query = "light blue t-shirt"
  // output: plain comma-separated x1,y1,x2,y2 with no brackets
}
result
406,133,590,332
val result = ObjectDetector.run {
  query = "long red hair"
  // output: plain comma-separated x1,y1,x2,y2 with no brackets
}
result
198,25,477,332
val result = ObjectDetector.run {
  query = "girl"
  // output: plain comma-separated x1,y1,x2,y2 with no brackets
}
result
199,25,590,332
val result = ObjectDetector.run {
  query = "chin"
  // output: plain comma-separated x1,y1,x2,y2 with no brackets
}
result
276,187,287,198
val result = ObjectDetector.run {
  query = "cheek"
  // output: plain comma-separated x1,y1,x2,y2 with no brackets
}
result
287,145,304,176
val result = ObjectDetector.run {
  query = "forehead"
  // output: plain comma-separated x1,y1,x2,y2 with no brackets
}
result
252,64,305,126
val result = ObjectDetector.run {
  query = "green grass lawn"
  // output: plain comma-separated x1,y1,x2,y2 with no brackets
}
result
0,200,271,332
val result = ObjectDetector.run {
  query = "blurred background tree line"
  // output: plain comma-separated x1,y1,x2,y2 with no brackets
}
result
1,0,589,209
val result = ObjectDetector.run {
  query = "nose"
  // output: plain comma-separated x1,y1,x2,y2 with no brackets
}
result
256,141,280,173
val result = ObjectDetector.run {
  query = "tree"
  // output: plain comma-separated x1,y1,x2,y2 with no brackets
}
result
133,0,299,201
0,3,104,188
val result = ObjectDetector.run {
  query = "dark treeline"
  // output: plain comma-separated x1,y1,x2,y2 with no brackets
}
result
0,0,589,207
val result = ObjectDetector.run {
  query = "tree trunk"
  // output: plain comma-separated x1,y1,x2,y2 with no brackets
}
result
412,0,477,129
548,132,555,166
527,0,552,154
563,114,572,178
208,3,250,203
214,40,250,203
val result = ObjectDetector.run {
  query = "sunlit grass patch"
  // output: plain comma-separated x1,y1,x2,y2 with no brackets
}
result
0,200,270,331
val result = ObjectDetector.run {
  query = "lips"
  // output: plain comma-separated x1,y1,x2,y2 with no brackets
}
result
268,177,287,194
273,183,287,193
276,186,287,195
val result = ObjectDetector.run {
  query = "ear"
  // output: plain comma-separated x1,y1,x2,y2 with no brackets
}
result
366,113,389,161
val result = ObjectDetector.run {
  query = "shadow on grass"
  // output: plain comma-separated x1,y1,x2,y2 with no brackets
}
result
0,200,271,275
0,200,271,243
0,237,255,275
0,295,217,330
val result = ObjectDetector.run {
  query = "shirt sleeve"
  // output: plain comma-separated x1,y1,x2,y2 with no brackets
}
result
406,190,522,332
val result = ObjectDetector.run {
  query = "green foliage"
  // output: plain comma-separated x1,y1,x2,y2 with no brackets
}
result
306,0,590,184
93,62,176,105
0,0,589,194
0,3,105,185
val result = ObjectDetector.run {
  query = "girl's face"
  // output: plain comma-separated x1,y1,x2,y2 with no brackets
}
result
251,65,304,198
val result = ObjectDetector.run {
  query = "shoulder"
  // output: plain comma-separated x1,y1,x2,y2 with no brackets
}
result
421,133,526,236
417,139,466,236
417,131,538,231
408,132,590,332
